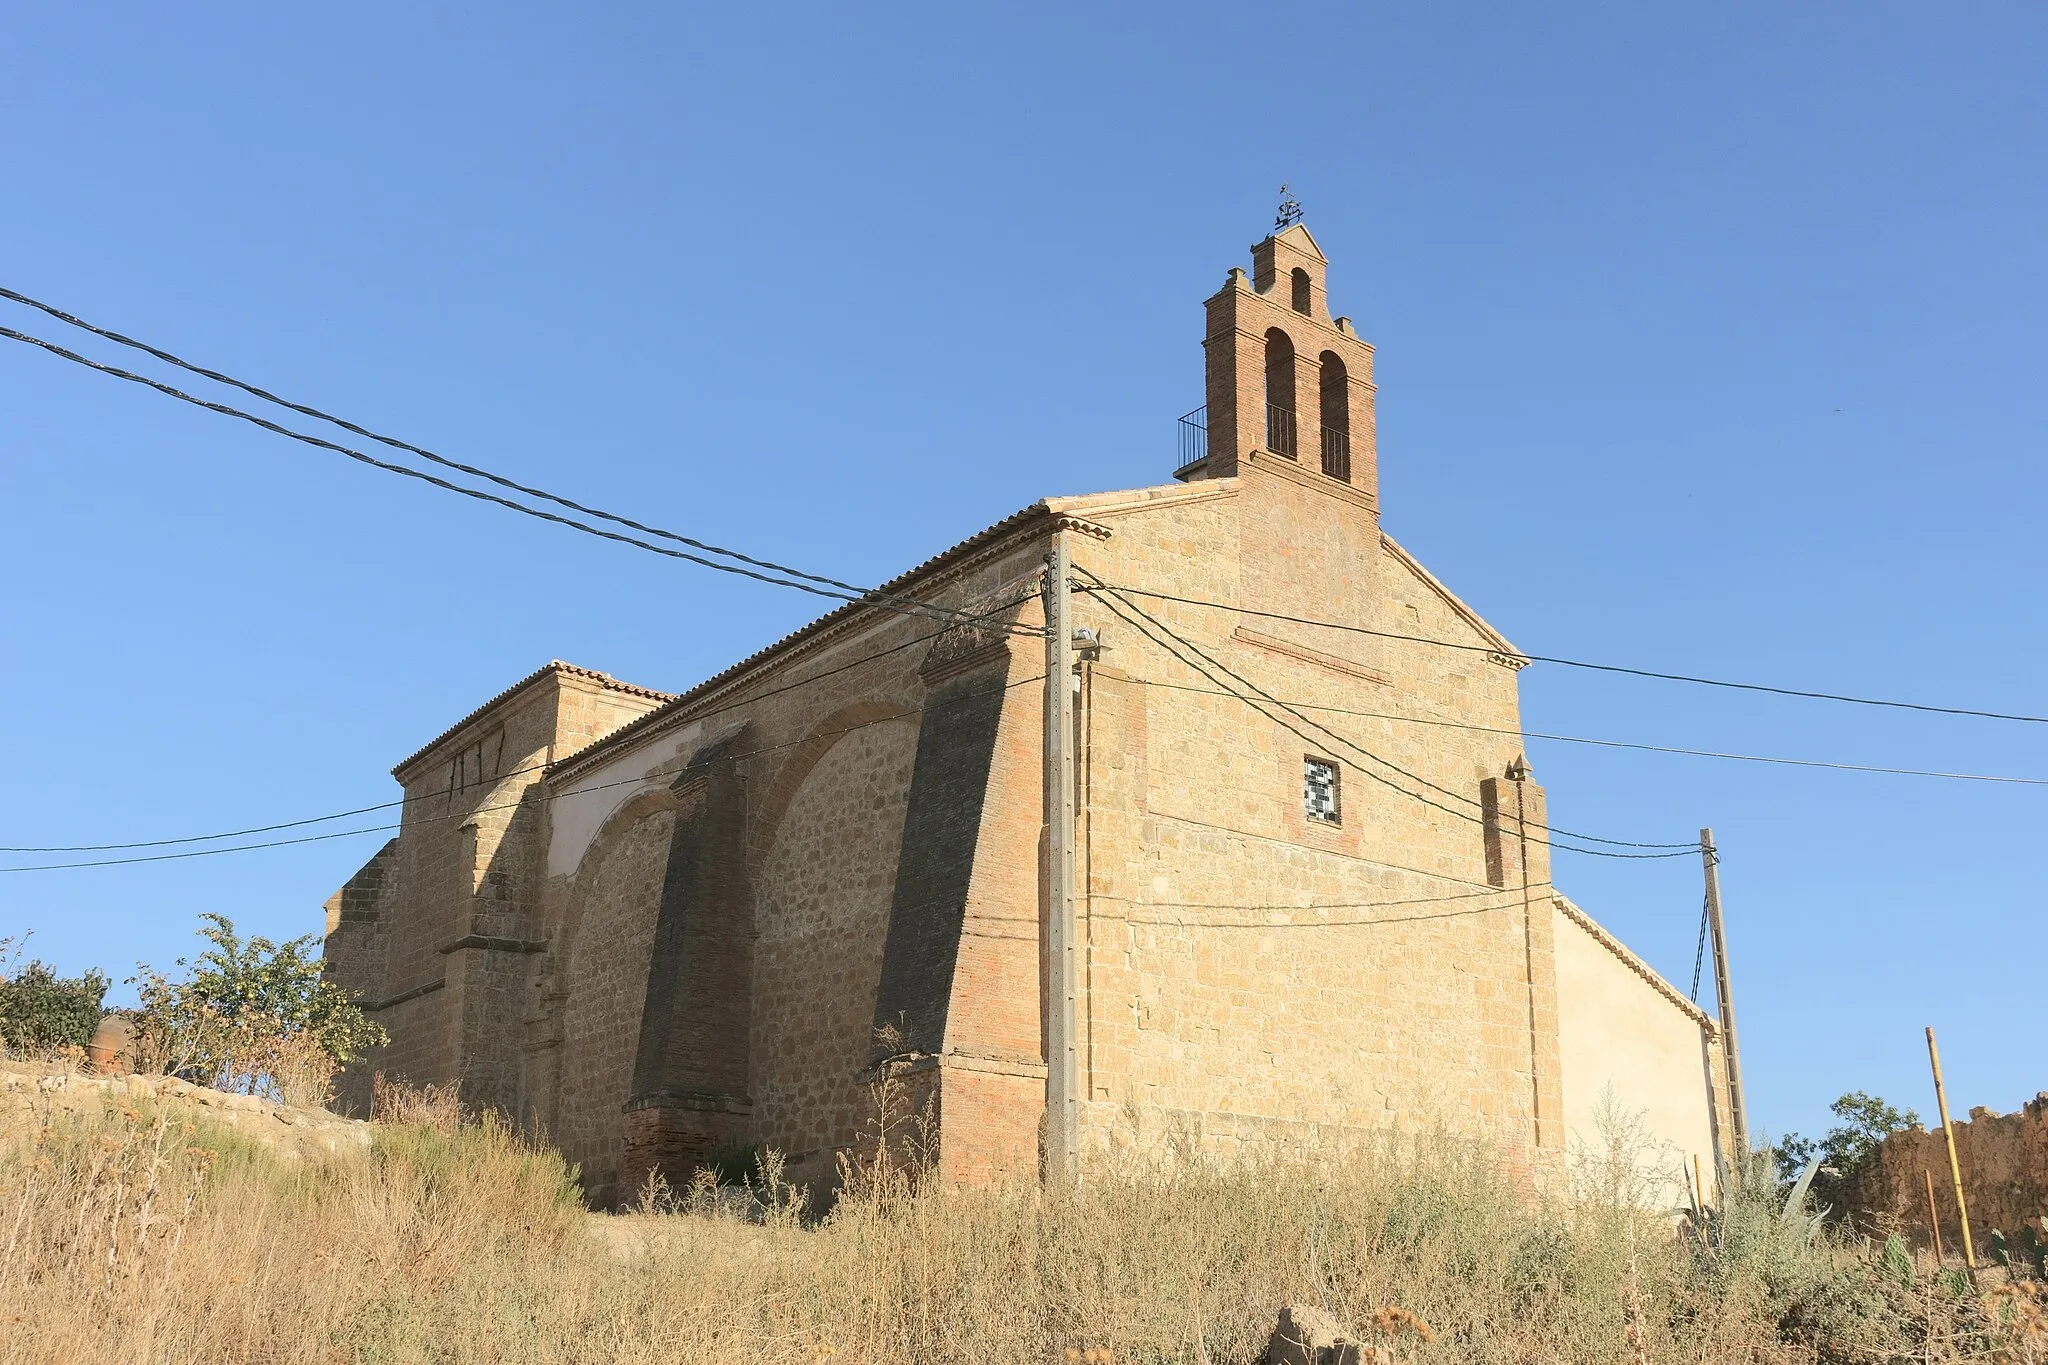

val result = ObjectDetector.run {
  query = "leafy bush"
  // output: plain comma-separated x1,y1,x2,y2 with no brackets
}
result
0,949,109,1054
131,913,384,1106
1777,1091,1920,1210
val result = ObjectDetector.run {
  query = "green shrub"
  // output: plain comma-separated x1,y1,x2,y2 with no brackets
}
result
0,958,109,1053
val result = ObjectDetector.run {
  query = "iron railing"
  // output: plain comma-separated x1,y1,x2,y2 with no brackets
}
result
1176,406,1208,474
1266,403,1297,457
1321,425,1350,482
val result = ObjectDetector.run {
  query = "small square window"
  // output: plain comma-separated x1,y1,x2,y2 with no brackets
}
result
1304,757,1341,824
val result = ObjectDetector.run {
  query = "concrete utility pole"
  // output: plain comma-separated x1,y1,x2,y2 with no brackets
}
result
1042,541,1080,1181
1701,828,1748,1157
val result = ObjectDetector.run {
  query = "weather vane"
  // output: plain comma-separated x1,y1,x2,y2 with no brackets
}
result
1274,183,1303,231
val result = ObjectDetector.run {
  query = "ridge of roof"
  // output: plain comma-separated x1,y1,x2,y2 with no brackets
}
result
392,661,675,780
546,497,1117,783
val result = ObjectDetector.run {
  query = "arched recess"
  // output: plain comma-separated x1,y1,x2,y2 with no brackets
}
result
748,706,921,1184
743,698,921,884
547,785,684,1204
1318,351,1350,482
1291,267,1313,314
1264,328,1298,457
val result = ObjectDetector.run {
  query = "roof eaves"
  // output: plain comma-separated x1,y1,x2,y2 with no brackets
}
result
391,661,674,781
545,499,1110,784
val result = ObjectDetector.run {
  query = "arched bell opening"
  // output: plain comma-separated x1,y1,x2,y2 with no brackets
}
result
1264,328,1298,457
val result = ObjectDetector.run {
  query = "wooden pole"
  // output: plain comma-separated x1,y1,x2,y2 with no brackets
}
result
1925,1027,1976,1270
1693,1153,1709,1216
1923,1168,1945,1264
1701,829,1748,1156
1041,542,1080,1182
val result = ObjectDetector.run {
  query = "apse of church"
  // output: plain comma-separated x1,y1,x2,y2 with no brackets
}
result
326,223,1732,1206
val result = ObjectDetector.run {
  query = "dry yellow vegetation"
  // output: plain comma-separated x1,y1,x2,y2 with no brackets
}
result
0,1074,2035,1364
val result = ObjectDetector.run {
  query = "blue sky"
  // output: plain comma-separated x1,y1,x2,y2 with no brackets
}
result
3,3,2042,1146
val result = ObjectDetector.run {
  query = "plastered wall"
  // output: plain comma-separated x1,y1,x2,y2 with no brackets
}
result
1552,898,1723,1202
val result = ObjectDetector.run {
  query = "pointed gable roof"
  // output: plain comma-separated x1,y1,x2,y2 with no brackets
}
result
1269,221,1326,261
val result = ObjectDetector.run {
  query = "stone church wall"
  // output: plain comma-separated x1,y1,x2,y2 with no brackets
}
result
521,539,1050,1200
750,712,919,1188
1065,479,1566,1173
550,803,673,1203
326,666,670,1121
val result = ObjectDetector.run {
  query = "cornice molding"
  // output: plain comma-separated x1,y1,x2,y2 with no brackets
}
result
1242,448,1379,514
1233,626,1388,686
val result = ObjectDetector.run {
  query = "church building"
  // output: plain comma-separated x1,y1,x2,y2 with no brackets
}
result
324,222,1734,1205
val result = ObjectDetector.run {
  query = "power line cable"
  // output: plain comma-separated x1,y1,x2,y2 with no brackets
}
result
1079,571,1697,857
1,604,1010,854
1689,894,1710,1003
6,283,2027,725
0,285,905,606
1080,572,1687,849
0,323,1031,638
0,774,521,853
2,671,1043,873
1087,583,2048,727
26,641,2033,857
1101,881,1558,930
1118,676,2048,787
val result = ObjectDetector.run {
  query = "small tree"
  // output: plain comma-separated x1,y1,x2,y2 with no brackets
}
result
0,944,109,1055
1777,1090,1921,1209
131,913,385,1108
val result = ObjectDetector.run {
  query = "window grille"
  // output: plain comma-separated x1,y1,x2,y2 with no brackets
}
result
1304,757,1341,824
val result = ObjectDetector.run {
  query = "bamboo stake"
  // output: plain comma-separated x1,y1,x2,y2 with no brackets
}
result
1923,1168,1945,1264
1925,1027,1977,1270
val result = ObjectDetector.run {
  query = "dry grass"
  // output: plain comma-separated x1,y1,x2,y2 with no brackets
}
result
0,1090,2030,1364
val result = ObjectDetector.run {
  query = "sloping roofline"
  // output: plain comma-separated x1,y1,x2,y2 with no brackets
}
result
544,493,1138,783
1380,533,1523,660
391,661,675,781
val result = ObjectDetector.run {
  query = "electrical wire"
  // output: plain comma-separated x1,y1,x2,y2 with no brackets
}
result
1088,585,1692,860
0,323,1033,638
26,628,2035,857
1080,571,1690,850
1078,571,1698,858
0,285,915,606
1100,880,1558,930
1116,676,2048,787
1,671,1043,873
7,283,2032,725
0,772,526,853
1690,895,1710,1003
1087,582,2048,727
0,601,1028,855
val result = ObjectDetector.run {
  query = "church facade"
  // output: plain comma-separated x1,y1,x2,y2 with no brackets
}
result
325,224,1733,1205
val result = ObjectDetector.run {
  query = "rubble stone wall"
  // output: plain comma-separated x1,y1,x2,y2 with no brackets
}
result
1846,1095,2048,1251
